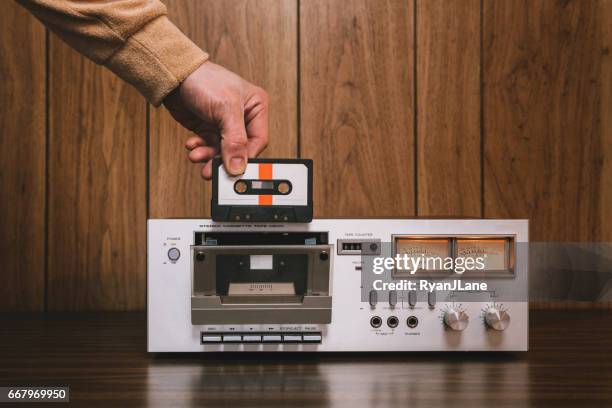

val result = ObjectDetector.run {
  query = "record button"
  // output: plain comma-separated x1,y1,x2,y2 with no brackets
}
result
202,335,222,343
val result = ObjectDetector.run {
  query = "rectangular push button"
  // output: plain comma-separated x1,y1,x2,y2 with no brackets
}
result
242,335,262,342
302,334,322,343
202,334,222,343
222,335,242,343
262,335,282,342
282,334,302,342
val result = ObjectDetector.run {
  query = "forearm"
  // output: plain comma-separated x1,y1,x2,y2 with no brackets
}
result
16,0,208,106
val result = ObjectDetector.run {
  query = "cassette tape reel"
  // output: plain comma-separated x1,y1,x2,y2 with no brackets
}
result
212,157,313,223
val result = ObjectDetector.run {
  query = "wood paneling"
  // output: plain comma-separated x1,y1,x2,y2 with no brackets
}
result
600,0,612,242
0,4,46,311
47,39,147,310
300,0,414,217
483,0,611,241
417,0,481,217
149,0,298,218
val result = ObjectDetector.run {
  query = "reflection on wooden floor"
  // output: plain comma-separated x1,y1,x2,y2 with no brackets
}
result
0,310,611,407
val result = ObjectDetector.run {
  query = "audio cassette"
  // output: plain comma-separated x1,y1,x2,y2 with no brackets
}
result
211,157,313,222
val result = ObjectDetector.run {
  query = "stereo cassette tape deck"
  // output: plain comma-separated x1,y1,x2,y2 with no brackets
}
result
147,219,528,352
148,158,527,352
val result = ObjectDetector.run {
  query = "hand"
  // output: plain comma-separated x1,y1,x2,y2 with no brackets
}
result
163,61,269,179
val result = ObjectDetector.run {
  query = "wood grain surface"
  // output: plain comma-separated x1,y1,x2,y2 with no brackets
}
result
417,0,481,217
0,4,46,311
599,0,612,242
47,39,147,310
483,0,611,241
1,310,612,407
300,0,415,217
149,0,298,218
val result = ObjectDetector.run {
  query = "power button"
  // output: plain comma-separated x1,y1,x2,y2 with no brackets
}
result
167,247,181,261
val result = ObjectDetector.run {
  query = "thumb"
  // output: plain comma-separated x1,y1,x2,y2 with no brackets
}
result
220,103,248,176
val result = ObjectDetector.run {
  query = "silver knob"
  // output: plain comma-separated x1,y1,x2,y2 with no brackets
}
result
484,307,510,331
443,308,469,331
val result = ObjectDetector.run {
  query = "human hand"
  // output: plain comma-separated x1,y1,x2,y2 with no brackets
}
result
163,61,269,179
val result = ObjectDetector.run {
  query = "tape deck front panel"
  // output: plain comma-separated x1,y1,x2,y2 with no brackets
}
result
148,219,528,352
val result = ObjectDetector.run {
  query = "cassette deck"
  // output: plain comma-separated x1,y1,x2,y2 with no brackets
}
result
148,218,528,352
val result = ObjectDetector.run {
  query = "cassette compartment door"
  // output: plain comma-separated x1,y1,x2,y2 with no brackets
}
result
191,232,332,325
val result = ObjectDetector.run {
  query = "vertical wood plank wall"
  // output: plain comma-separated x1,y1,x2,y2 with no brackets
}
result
0,4,45,311
47,38,147,310
483,0,611,242
0,0,610,311
416,0,481,217
300,0,414,217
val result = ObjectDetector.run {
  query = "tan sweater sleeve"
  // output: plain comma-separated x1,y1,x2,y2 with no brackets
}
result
16,0,209,106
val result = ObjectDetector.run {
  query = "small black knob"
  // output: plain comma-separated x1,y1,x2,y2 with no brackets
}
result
319,252,329,261
369,242,378,252
196,252,206,261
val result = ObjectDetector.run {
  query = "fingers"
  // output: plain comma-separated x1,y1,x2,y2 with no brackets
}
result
185,136,204,150
244,87,269,158
186,133,219,180
174,61,269,178
219,102,249,176
185,132,219,151
188,145,217,163
201,160,213,180
189,87,267,180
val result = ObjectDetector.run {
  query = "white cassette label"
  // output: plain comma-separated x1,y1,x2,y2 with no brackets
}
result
218,162,308,206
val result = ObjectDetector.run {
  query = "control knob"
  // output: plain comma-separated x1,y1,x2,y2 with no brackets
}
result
484,306,510,331
443,308,469,331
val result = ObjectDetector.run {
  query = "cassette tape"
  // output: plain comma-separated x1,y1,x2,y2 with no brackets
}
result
211,157,313,223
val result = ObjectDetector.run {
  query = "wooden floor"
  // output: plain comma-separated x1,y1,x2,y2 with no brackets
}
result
0,310,611,407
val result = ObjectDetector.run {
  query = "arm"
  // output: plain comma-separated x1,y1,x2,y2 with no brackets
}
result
17,0,268,177
17,0,207,106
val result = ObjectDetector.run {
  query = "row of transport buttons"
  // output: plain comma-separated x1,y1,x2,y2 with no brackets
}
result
201,332,322,344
